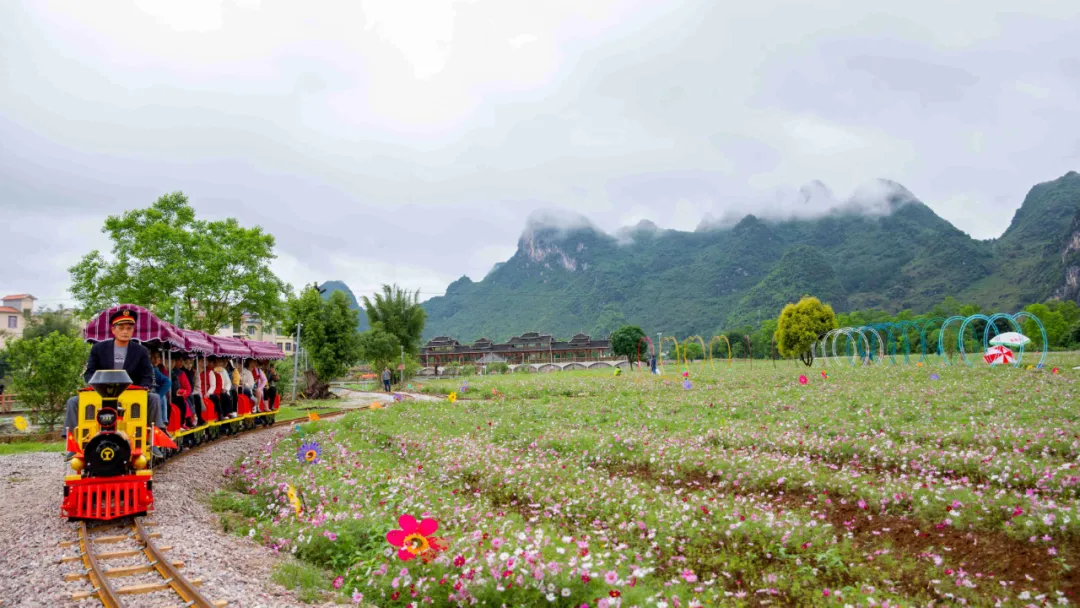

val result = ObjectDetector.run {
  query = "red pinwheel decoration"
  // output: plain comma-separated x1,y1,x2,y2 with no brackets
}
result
386,514,447,562
798,374,808,385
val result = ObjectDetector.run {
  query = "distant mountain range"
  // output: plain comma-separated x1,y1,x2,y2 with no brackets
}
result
327,172,1080,342
318,280,370,331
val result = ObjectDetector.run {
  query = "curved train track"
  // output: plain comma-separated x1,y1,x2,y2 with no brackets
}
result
60,407,348,606
62,517,223,608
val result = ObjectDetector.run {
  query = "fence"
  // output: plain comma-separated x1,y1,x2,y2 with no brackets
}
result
0,393,19,413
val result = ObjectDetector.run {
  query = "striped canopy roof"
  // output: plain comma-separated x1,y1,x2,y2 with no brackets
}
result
242,338,285,360
84,304,280,358
83,304,185,350
181,329,216,355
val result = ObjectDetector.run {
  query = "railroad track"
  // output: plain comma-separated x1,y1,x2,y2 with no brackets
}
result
57,408,351,606
60,517,224,608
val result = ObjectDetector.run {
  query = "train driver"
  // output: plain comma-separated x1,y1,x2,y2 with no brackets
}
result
63,309,165,459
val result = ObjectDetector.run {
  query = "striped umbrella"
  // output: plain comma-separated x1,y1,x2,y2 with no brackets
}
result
983,345,1016,365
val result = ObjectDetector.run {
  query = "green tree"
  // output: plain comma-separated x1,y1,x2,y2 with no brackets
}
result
6,334,91,430
361,285,427,356
682,341,704,361
22,309,82,340
774,296,838,366
69,192,289,333
609,325,648,365
1022,303,1067,349
358,326,402,380
285,287,363,398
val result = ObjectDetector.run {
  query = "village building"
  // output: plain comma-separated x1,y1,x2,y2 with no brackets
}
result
0,294,36,348
420,331,613,367
214,312,294,355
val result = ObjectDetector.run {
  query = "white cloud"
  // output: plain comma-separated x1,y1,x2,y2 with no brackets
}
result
1,0,1078,305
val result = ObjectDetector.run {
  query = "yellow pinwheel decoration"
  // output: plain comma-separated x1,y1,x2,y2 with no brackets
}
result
13,416,28,432
447,392,457,403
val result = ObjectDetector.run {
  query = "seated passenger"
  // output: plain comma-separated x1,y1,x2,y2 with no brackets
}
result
150,351,171,427
264,362,278,409
215,358,237,418
183,356,204,425
171,357,194,429
252,361,267,412
64,309,165,458
240,359,256,405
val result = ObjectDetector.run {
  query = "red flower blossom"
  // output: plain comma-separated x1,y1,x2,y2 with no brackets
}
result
386,514,440,561
798,374,808,385
581,574,591,583
610,590,622,597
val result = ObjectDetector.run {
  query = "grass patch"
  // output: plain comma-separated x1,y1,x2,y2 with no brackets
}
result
271,560,331,603
0,441,64,455
275,405,339,423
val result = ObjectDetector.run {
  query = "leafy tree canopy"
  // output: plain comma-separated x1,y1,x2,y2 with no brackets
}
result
69,192,289,333
775,296,838,366
286,287,363,382
361,285,426,356
358,325,402,376
610,325,648,363
22,309,82,341
6,333,91,430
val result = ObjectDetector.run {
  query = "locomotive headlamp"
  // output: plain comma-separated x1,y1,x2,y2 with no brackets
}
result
70,457,85,472
96,408,118,429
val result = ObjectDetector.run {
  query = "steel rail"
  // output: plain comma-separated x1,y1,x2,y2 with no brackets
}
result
133,517,217,608
78,522,123,608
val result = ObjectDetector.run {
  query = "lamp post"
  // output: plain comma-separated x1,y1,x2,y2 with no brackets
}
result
291,322,302,401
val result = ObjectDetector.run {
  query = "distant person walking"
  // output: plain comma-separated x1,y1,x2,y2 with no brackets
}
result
382,367,392,392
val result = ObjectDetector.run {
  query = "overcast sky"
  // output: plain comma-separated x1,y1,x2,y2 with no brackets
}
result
2,0,1078,308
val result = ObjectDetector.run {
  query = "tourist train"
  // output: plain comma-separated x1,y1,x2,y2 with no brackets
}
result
61,304,285,522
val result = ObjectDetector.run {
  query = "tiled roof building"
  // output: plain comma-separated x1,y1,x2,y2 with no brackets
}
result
420,332,613,366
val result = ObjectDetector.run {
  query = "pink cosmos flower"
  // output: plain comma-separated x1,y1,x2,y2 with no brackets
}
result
386,514,439,561
605,570,618,585
798,375,808,385
333,576,344,589
681,568,697,583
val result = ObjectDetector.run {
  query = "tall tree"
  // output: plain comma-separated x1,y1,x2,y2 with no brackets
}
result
774,296,838,366
285,286,363,398
21,308,82,340
361,284,426,355
609,325,648,365
69,192,289,332
358,326,402,379
6,333,91,430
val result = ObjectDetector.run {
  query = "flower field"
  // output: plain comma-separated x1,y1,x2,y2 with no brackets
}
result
215,357,1080,606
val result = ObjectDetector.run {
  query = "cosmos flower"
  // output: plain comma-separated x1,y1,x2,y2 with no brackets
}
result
798,375,808,385
930,373,940,381
683,379,692,390
298,441,322,464
333,576,344,589
386,514,441,561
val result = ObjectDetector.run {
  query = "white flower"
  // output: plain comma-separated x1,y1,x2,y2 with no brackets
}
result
546,593,556,602
562,589,571,597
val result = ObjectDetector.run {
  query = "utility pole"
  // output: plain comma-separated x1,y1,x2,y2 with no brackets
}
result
291,322,303,401
173,302,180,328
656,332,662,371
400,345,405,387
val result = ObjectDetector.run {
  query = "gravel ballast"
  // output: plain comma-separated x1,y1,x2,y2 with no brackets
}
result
0,427,339,608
